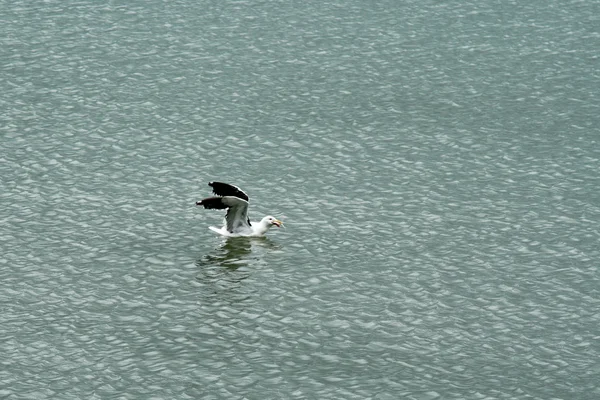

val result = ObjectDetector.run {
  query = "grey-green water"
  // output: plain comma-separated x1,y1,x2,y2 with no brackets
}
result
2,0,599,399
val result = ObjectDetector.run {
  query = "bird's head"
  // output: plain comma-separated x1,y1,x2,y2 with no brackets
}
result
263,216,283,228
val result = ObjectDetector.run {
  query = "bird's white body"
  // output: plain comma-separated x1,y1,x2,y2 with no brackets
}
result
209,216,281,237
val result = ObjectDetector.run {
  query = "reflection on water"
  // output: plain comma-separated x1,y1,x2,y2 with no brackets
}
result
195,237,282,297
197,237,281,269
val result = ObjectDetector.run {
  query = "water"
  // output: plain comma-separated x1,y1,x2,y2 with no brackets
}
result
2,0,599,398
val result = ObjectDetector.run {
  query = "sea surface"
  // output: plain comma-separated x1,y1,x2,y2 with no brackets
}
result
1,0,599,399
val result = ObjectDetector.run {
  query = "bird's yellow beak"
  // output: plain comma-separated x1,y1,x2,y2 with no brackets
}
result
273,219,283,228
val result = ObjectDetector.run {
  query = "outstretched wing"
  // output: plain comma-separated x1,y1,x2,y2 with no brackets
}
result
208,182,249,202
196,196,250,233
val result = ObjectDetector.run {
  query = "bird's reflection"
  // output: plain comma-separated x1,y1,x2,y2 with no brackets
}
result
195,237,282,291
197,237,280,269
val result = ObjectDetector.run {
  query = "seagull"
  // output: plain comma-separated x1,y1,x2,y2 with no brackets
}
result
196,182,284,237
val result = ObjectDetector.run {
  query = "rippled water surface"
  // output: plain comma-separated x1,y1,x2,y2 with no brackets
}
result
2,0,599,398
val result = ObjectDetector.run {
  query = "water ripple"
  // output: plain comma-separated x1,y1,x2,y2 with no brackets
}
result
2,0,600,398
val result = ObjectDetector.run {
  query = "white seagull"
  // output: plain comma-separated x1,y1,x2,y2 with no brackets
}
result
196,182,284,237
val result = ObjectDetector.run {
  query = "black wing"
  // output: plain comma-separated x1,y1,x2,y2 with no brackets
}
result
196,196,251,232
196,197,228,209
208,182,249,202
